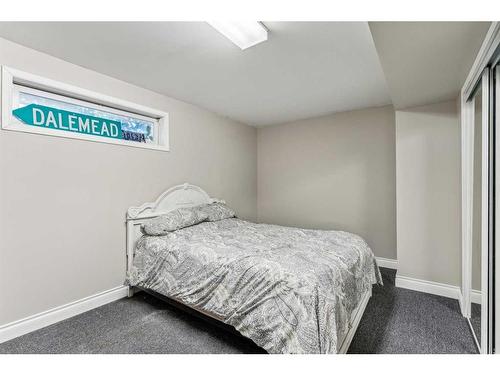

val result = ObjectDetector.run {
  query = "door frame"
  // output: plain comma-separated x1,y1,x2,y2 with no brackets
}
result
462,69,490,353
496,65,500,354
461,22,500,354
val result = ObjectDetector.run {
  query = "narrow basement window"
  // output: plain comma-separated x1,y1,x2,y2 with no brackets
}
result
2,66,169,151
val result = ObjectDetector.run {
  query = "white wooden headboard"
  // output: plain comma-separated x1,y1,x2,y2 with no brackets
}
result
125,183,222,294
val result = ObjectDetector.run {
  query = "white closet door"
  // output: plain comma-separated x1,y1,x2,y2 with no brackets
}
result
495,64,500,354
480,69,490,353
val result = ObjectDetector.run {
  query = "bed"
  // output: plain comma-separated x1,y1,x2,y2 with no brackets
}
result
125,183,382,354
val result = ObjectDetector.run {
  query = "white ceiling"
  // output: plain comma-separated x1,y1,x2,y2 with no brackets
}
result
369,22,490,109
0,22,392,127
0,22,490,125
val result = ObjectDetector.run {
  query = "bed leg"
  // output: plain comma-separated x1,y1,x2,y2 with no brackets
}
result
127,286,135,298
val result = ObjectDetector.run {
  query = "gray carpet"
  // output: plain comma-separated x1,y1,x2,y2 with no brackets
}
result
0,268,478,354
470,302,481,344
348,269,478,354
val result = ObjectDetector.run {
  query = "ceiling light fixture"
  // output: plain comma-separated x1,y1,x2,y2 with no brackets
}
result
207,21,268,50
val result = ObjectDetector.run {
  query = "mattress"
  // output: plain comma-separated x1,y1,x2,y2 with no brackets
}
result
127,218,382,353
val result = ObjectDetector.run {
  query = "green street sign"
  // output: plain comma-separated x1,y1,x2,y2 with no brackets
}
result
13,104,122,140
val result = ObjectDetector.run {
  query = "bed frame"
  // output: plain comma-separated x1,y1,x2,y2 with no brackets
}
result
125,182,371,354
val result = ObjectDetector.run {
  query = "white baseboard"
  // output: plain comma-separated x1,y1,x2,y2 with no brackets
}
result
471,289,482,305
0,285,128,344
376,257,398,270
395,275,461,300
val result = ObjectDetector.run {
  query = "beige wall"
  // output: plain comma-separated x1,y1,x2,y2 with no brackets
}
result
0,36,466,327
0,38,257,325
396,100,461,286
257,106,397,260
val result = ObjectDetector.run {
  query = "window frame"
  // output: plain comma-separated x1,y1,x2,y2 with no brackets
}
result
1,66,169,152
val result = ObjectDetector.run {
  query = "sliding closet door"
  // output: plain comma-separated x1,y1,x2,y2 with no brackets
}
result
466,69,490,353
461,22,499,355
471,82,483,349
480,69,490,353
496,64,500,354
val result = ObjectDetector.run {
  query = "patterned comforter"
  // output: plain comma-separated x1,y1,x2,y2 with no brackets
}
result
127,218,382,354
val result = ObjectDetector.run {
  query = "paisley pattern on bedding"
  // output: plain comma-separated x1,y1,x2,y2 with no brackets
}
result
127,218,382,354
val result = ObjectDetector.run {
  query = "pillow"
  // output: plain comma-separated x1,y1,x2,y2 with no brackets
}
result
197,202,236,222
142,207,208,236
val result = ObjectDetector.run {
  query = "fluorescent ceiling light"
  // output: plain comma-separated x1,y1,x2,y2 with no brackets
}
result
207,21,268,50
